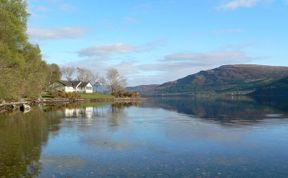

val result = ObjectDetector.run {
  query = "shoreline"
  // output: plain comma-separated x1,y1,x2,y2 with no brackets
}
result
0,97,141,113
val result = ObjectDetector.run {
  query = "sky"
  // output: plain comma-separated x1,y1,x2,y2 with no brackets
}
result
27,0,288,86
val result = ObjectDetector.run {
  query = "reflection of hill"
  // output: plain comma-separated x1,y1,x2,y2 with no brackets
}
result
142,97,288,126
0,108,61,177
252,96,288,112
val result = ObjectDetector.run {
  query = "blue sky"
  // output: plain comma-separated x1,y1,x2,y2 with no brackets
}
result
27,0,288,86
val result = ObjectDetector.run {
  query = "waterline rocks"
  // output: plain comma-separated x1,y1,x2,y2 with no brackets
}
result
20,104,31,113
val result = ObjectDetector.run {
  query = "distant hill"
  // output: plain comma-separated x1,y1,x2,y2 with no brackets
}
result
129,64,288,96
251,77,288,97
126,84,159,96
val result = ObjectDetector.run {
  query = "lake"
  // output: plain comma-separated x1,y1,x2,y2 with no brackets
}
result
1,97,288,177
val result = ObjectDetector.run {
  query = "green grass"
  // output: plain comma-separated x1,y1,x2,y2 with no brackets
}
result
78,93,114,99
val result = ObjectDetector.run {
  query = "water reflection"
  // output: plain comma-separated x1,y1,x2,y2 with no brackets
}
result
64,107,93,118
1,99,288,177
143,97,288,126
60,102,139,125
0,108,61,177
38,99,288,177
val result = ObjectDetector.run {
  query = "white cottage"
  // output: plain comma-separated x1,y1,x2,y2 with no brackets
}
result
57,80,93,93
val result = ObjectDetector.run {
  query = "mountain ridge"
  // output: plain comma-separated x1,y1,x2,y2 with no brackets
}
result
127,64,288,96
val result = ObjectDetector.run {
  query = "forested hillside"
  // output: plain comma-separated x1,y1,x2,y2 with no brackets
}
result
251,77,288,97
0,0,60,100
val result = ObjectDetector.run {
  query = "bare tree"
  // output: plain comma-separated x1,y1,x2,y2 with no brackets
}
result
76,67,92,82
76,67,100,84
106,68,127,93
98,76,107,85
61,66,75,81
90,72,101,85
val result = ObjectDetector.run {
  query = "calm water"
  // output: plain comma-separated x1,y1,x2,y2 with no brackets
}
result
1,97,288,177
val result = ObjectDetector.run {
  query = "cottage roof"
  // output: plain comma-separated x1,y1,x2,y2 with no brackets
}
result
59,80,81,88
78,82,89,88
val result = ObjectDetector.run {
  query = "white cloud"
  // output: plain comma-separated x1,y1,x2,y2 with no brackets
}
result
218,0,260,10
78,40,165,58
164,50,250,64
28,27,87,40
59,3,76,11
78,43,138,57
34,6,49,12
28,0,77,15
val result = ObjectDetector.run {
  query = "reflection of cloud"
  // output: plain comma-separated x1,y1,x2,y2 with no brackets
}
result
81,137,133,150
28,27,87,40
41,155,85,169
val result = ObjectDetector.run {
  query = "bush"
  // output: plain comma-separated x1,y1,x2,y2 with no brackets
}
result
52,91,80,99
111,91,140,98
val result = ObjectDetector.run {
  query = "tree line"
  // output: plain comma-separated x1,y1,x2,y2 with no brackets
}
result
0,0,61,100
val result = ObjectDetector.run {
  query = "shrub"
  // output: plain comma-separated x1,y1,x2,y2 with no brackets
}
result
111,91,140,98
52,91,80,99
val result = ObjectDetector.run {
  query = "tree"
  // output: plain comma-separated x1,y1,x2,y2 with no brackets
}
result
21,44,49,98
76,67,102,85
0,0,52,99
48,63,61,84
98,76,107,85
61,66,75,81
76,67,93,83
106,68,127,93
90,72,101,85
0,0,29,99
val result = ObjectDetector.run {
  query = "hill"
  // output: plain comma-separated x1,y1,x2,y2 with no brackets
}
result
126,84,159,96
129,65,288,96
251,77,288,97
